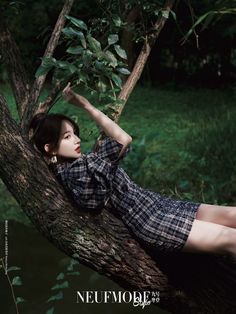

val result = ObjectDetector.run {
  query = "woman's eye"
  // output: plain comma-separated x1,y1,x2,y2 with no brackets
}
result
65,135,71,139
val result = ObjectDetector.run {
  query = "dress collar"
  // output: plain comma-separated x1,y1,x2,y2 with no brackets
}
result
55,154,86,173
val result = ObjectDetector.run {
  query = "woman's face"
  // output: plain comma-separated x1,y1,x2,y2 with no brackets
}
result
55,120,81,159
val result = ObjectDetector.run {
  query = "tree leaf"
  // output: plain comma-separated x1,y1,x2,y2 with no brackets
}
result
12,276,22,286
66,46,84,54
108,34,119,46
51,281,69,290
46,308,54,314
56,272,64,280
112,16,122,27
56,61,77,74
170,10,177,21
63,30,87,48
35,66,51,77
104,51,117,68
41,57,57,67
117,67,130,75
95,60,106,72
111,73,122,88
66,256,80,271
68,64,77,74
72,253,80,259
47,291,63,303
87,35,102,53
16,297,25,304
97,78,107,92
161,10,170,19
76,72,88,84
57,61,69,69
65,15,88,31
82,50,93,67
114,45,127,59
62,27,85,39
7,266,21,272
35,57,56,77
184,12,213,41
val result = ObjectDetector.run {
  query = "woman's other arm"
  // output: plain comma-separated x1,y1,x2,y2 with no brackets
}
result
62,83,132,148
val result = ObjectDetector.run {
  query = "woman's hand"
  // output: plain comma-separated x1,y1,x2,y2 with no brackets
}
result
62,82,90,109
62,84,132,145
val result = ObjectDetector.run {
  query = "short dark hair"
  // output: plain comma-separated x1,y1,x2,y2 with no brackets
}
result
29,113,80,157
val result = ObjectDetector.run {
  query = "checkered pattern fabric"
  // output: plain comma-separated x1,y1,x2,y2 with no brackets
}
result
55,137,201,252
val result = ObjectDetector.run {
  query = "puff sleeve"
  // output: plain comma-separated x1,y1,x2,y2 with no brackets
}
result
95,137,131,163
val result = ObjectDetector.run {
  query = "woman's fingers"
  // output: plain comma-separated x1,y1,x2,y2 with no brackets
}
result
62,82,71,95
62,82,78,104
65,82,71,89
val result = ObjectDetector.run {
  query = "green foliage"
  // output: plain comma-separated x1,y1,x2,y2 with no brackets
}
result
46,308,55,314
1,0,235,86
119,86,236,205
51,281,69,290
16,297,25,304
0,254,80,313
55,272,64,280
8,266,21,272
0,259,25,313
45,255,80,313
183,0,236,42
47,291,63,302
65,15,88,31
12,276,22,286
35,15,130,107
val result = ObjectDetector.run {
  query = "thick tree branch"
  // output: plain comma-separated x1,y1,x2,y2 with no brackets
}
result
36,80,62,114
20,0,74,132
0,23,29,118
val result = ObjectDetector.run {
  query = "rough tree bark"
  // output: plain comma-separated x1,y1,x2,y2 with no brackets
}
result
0,1,235,313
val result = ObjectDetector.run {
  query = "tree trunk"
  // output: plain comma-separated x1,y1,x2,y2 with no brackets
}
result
0,1,236,313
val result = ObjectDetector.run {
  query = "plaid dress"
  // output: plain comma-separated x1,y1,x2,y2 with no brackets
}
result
55,137,201,252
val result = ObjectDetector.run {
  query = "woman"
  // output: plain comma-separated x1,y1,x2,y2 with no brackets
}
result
29,83,236,258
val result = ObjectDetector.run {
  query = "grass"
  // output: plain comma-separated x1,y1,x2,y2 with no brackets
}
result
1,84,236,223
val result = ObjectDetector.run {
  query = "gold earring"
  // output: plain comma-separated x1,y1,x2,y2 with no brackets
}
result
51,154,57,164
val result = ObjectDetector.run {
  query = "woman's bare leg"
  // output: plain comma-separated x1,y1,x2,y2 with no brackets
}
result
182,219,236,258
196,203,236,228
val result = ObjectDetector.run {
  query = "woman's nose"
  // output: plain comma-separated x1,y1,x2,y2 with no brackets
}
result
74,135,80,144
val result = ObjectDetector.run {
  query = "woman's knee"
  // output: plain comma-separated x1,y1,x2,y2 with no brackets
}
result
182,219,235,255
196,203,236,227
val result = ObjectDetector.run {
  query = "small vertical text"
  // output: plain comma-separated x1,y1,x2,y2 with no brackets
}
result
5,220,8,274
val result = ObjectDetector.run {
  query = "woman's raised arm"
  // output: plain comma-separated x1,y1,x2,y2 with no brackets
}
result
62,83,132,147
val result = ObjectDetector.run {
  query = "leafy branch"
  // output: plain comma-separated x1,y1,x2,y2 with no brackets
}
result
0,258,25,314
35,15,130,110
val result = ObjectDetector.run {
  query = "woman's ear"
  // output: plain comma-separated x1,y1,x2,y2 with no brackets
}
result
44,144,51,154
44,143,57,156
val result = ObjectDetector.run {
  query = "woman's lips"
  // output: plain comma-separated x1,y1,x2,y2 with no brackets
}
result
75,147,80,153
